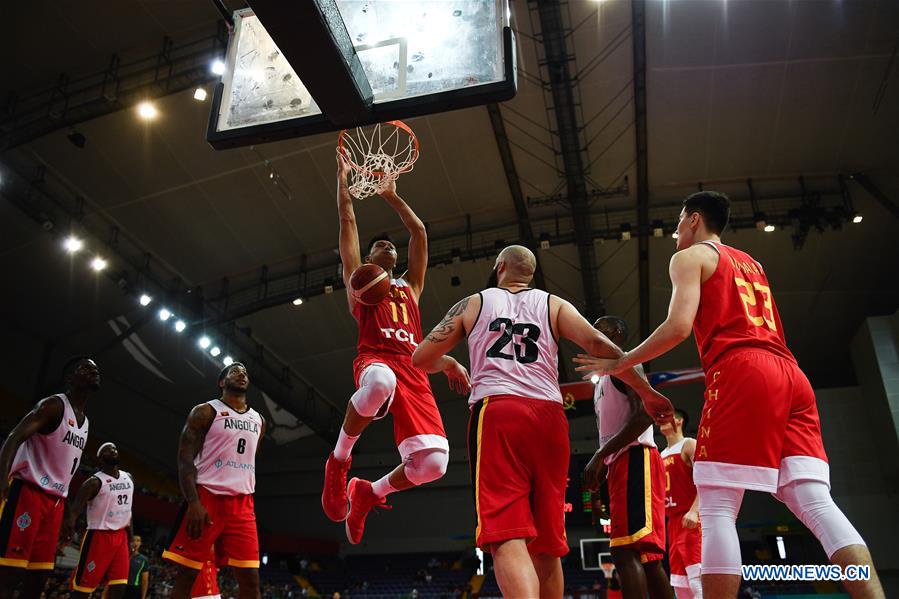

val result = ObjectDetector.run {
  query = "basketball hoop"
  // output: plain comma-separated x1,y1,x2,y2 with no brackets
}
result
338,120,419,199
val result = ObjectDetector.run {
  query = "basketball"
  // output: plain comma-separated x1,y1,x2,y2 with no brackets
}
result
350,263,390,306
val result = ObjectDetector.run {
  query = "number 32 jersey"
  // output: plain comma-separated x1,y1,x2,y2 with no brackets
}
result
195,399,262,496
467,288,562,405
693,241,796,371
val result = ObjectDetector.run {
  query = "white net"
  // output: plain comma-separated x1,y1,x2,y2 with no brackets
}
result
339,121,419,199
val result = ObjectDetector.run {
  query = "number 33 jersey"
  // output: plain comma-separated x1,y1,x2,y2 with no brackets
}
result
195,400,262,496
693,241,796,371
467,288,562,405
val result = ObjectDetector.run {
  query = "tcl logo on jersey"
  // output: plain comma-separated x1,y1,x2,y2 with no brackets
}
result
665,497,678,508
379,327,419,347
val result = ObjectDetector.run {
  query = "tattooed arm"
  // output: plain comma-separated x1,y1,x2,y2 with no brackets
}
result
412,294,480,393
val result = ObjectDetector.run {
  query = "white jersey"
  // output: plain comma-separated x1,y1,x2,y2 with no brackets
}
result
86,470,134,530
11,393,88,498
467,288,562,405
195,399,262,496
594,374,655,466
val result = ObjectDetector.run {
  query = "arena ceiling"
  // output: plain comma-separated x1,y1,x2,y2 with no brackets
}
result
1,0,898,477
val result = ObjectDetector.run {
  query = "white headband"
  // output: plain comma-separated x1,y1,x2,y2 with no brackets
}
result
97,442,116,457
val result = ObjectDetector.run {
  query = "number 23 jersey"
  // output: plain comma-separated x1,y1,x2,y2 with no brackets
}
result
195,399,262,496
693,241,796,371
467,288,562,405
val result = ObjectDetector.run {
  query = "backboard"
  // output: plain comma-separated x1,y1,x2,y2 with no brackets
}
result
207,0,516,149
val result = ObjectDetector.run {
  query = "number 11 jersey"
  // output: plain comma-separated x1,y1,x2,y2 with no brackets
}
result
195,399,262,496
467,288,562,405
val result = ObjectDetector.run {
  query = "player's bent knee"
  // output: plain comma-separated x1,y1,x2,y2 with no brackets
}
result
351,364,397,418
775,479,866,558
405,448,449,485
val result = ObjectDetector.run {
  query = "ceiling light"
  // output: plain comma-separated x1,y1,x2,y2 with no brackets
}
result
852,214,863,224
671,231,679,239
292,298,304,306
139,294,152,306
198,336,211,349
193,88,207,101
652,220,664,238
158,308,172,321
63,235,84,254
590,374,600,384
90,256,107,271
223,356,234,367
211,60,226,76
763,224,776,233
174,320,186,333
620,224,631,241
137,101,158,120
210,346,221,357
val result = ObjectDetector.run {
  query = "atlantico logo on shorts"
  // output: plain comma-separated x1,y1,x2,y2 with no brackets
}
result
16,512,31,531
742,564,871,582
214,458,255,471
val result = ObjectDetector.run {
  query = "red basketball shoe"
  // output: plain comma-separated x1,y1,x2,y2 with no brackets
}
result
345,478,391,544
322,453,352,522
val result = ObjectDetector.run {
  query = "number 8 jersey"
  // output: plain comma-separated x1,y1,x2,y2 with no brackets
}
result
195,399,262,496
692,241,796,371
467,288,562,406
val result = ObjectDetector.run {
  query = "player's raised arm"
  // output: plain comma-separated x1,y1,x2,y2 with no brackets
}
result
573,247,704,377
412,295,478,395
0,395,64,502
379,180,427,300
176,403,215,538
337,150,363,309
554,297,674,424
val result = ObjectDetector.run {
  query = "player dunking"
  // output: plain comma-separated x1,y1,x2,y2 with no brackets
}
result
163,363,265,599
322,151,470,544
585,316,673,599
660,409,703,599
575,191,884,598
0,357,97,599
65,442,133,597
412,246,673,599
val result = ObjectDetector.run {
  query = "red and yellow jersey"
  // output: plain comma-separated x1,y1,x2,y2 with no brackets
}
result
660,439,697,516
692,241,795,371
353,278,423,358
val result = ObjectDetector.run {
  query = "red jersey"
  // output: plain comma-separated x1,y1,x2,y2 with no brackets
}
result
660,439,696,516
692,241,795,371
353,278,423,358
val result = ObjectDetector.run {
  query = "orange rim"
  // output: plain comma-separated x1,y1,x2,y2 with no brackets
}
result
337,120,419,177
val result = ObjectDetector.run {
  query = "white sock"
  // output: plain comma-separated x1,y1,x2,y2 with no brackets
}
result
371,475,398,499
333,428,359,462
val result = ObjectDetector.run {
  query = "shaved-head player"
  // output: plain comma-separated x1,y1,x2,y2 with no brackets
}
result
413,245,673,599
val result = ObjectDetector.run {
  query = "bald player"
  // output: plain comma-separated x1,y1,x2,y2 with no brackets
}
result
413,245,673,599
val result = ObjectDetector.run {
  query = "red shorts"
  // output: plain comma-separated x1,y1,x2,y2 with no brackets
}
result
666,514,702,587
71,529,130,592
694,350,829,493
0,478,64,570
468,396,569,557
163,486,259,570
191,558,221,598
354,354,447,459
607,446,666,561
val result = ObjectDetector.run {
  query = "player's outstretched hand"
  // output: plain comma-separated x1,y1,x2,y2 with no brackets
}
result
443,357,471,396
682,507,700,530
185,500,212,539
572,354,626,378
378,177,398,198
336,148,351,183
583,452,608,493
640,387,675,426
